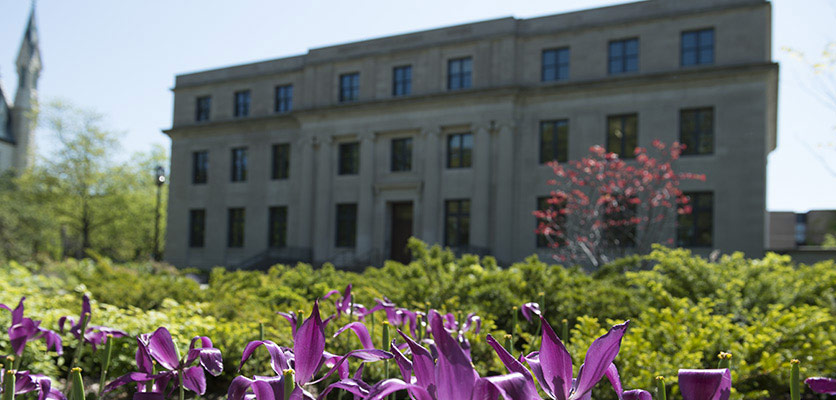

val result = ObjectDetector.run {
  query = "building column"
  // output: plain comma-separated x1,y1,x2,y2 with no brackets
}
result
313,135,333,263
294,136,316,254
470,124,492,252
356,132,376,262
420,127,441,244
493,122,515,262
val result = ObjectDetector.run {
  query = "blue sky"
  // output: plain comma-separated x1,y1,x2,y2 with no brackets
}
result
1,0,834,212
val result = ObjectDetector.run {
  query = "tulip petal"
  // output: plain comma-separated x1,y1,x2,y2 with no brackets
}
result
239,340,290,375
148,327,181,370
678,369,731,400
333,322,375,350
431,310,477,400
198,347,223,376
182,366,206,395
9,319,39,356
390,339,414,383
277,312,298,336
309,349,393,385
604,363,623,398
398,329,436,390
318,379,370,399
367,379,433,400
571,321,630,400
483,373,541,400
524,351,552,398
37,328,63,355
228,376,254,400
473,378,501,400
294,301,326,386
539,316,573,400
136,335,154,374
521,303,541,322
806,377,836,395
623,390,652,400
253,376,284,400
487,334,539,397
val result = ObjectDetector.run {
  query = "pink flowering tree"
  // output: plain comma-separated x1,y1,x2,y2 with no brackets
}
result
534,140,705,267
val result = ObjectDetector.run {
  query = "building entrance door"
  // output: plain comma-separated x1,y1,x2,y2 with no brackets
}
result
390,202,414,264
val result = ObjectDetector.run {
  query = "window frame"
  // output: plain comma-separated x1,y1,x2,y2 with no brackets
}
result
677,191,714,247
446,132,473,169
392,65,412,97
271,143,290,180
539,119,569,164
195,96,211,122
268,206,288,248
447,57,473,91
606,114,638,159
274,84,293,113
681,28,715,66
339,73,360,103
608,38,639,75
390,137,413,172
335,203,358,248
233,90,251,117
541,47,570,82
679,107,714,155
227,207,245,248
188,209,206,248
338,142,360,175
192,150,208,184
231,147,248,182
444,199,471,247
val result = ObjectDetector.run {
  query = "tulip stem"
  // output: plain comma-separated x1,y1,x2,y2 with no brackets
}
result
2,369,15,400
283,369,294,400
68,313,91,394
717,352,732,369
382,321,391,400
97,335,114,398
561,319,569,344
259,322,265,341
178,369,185,400
790,359,800,400
71,368,85,400
655,376,666,400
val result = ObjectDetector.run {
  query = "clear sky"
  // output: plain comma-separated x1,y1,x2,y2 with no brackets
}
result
1,0,834,212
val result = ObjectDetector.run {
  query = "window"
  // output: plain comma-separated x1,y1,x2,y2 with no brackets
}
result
680,108,714,155
335,203,357,247
188,209,206,248
607,114,638,158
195,96,211,121
795,214,807,246
268,206,287,248
677,192,713,247
540,120,569,163
275,85,293,113
231,147,248,182
272,143,290,180
604,195,637,247
445,199,470,247
681,29,714,66
339,73,360,103
447,133,473,168
192,151,208,184
542,48,570,82
391,137,412,172
227,208,245,248
447,57,472,90
608,38,639,75
234,90,251,117
537,197,567,248
393,66,412,96
338,142,360,175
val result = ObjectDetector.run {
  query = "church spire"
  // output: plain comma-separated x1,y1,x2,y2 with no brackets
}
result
16,0,41,94
12,0,41,172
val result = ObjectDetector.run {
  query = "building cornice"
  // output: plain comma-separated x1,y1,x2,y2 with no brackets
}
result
163,62,778,137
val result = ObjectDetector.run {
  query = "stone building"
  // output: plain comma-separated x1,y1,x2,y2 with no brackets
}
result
164,0,778,269
0,5,41,174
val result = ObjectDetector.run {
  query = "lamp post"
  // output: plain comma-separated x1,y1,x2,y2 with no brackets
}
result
153,165,166,261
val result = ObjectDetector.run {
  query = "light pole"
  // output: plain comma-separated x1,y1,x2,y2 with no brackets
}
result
153,165,166,261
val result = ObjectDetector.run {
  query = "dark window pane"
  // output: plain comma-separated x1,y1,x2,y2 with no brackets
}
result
234,91,250,117
227,208,245,248
336,203,357,247
268,206,287,248
189,209,206,248
540,120,569,163
444,199,470,247
196,96,211,121
393,66,412,96
192,151,208,184
447,133,472,168
272,143,290,179
677,192,713,247
448,57,473,90
609,39,639,74
607,114,638,158
391,137,413,172
682,29,714,66
231,147,248,182
339,142,360,175
275,85,293,113
680,108,714,155
340,73,360,102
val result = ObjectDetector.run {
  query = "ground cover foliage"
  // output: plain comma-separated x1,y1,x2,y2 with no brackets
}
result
1,239,834,399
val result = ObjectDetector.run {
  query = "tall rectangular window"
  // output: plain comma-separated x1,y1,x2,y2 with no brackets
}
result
335,203,357,247
339,73,360,103
608,38,639,75
447,57,472,90
447,133,473,168
445,199,470,247
271,143,290,180
227,208,245,248
607,114,638,159
677,192,714,247
231,147,248,182
604,195,637,248
542,48,570,82
234,90,251,117
540,120,569,163
192,151,208,184
392,66,412,96
680,108,714,155
338,142,360,175
391,137,413,172
537,197,566,248
188,209,206,248
268,206,287,248
681,29,714,66
195,96,211,121
275,85,293,113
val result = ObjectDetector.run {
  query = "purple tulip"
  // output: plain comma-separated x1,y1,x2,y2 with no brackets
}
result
604,363,652,400
323,284,354,319
0,369,66,400
678,369,731,400
104,328,223,397
521,302,541,322
0,297,63,356
806,377,836,395
58,295,128,351
367,310,534,400
489,316,630,400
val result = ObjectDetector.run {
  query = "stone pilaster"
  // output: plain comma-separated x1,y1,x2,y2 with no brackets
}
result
356,132,376,260
312,135,333,262
470,124,492,250
420,127,441,243
493,122,515,262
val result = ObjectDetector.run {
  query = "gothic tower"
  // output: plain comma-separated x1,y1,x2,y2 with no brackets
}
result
12,3,41,172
